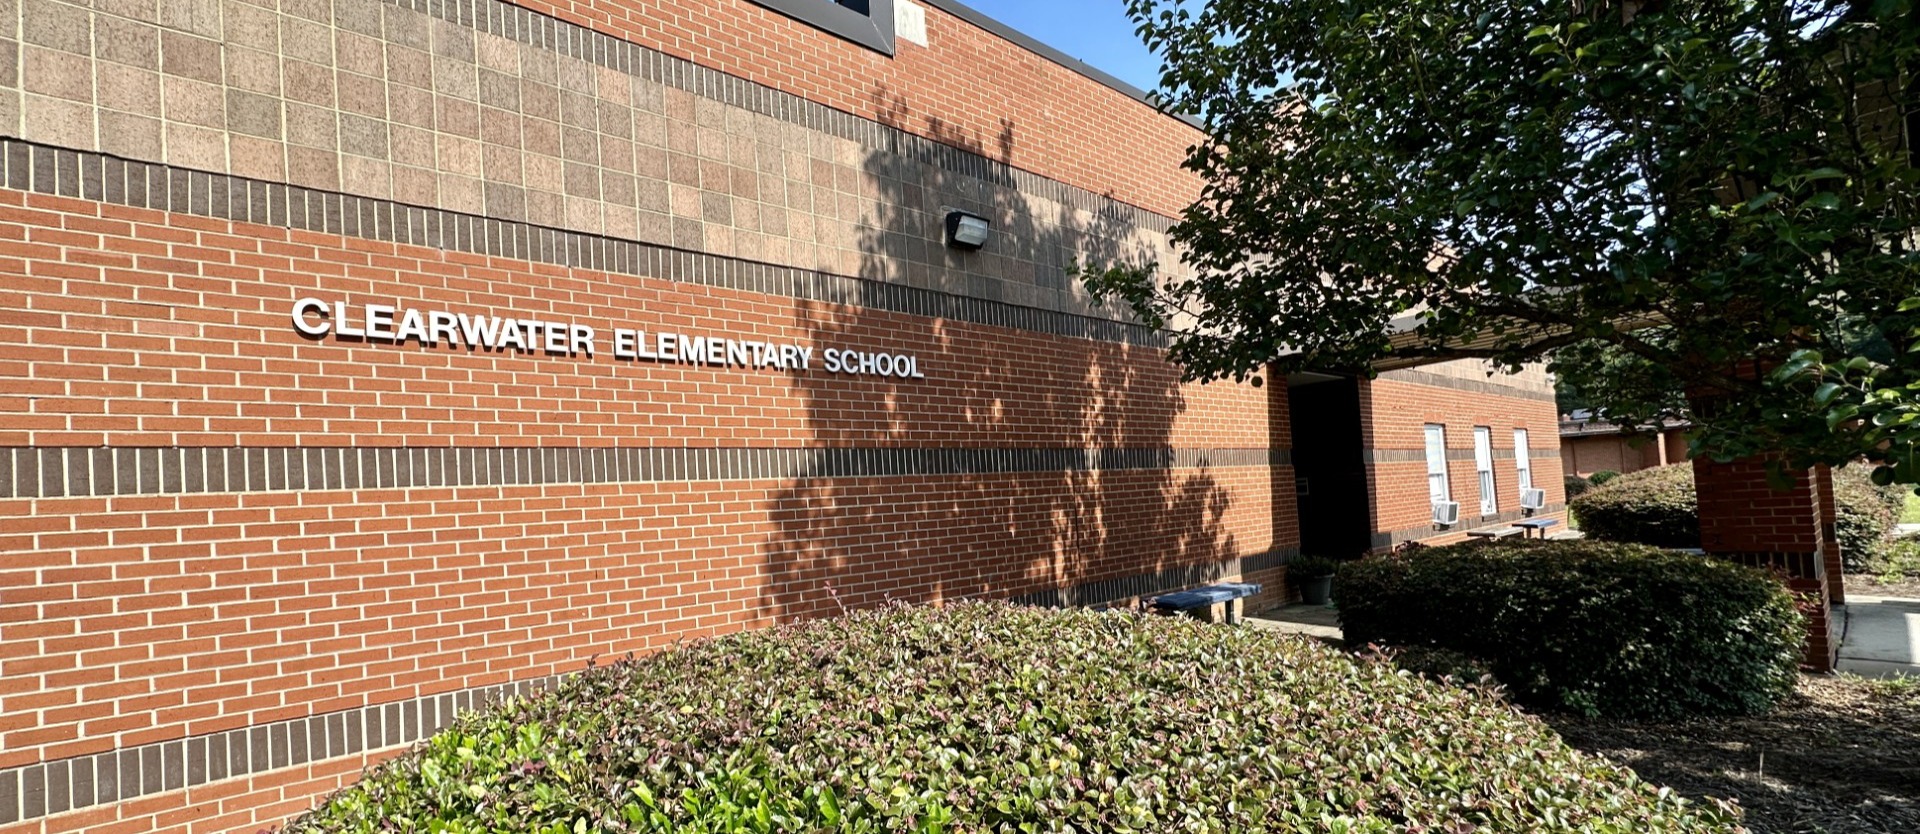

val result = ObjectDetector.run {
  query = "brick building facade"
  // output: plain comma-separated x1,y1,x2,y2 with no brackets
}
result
0,1,1563,830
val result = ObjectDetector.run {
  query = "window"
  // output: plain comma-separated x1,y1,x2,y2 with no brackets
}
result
1473,426,1496,516
1423,424,1451,507
746,0,897,55
1514,429,1533,493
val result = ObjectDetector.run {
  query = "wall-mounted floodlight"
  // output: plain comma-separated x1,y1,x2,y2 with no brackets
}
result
944,209,991,251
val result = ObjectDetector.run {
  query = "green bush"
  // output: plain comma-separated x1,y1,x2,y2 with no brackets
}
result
1335,541,1803,719
1286,553,1339,577
1568,464,1700,548
1587,469,1623,486
286,603,1741,833
1564,473,1594,499
1569,464,1905,569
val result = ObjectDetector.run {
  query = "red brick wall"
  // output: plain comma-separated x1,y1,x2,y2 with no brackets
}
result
1692,455,1836,670
503,0,1204,217
1563,430,1683,478
0,193,1267,451
0,189,1286,785
1360,376,1568,548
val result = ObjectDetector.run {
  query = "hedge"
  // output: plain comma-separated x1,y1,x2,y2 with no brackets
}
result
286,603,1741,833
1335,541,1803,719
1567,464,1699,548
1568,464,1905,568
1564,473,1594,499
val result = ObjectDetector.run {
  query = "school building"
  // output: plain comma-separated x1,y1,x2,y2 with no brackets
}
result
0,0,1566,830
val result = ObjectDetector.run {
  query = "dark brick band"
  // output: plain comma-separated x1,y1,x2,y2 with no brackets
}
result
1364,447,1563,464
0,675,561,826
1712,550,1823,579
0,445,1290,500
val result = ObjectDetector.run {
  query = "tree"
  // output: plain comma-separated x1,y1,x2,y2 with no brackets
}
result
1084,0,1920,484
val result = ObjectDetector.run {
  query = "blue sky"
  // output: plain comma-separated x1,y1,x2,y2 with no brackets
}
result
951,0,1164,93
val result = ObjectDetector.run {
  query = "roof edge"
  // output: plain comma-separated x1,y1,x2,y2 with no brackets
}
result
916,0,1205,131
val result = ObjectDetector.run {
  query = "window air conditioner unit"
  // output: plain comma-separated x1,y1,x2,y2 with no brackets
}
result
1520,488,1546,511
1432,501,1460,527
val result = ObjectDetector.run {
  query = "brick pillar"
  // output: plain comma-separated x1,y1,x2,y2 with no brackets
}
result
1816,464,1846,606
1693,454,1837,670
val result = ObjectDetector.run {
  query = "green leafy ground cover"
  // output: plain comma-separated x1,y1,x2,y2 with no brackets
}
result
287,603,1740,833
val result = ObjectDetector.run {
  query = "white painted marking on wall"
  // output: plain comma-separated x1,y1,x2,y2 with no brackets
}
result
896,0,929,46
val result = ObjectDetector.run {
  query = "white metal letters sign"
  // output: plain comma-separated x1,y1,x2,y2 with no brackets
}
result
291,298,926,378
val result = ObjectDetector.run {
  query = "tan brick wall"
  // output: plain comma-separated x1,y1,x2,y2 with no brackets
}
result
491,0,1207,217
2,0,1187,322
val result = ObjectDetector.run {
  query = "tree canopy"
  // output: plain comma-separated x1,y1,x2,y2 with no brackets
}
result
1085,0,1920,483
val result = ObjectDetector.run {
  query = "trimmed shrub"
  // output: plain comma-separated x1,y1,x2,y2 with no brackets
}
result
1286,553,1339,577
286,603,1741,833
1588,469,1623,486
1570,464,1904,569
1564,473,1594,498
1568,464,1699,548
1335,541,1803,719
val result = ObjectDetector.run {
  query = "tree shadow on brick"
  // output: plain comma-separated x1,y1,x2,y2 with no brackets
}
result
757,89,1264,622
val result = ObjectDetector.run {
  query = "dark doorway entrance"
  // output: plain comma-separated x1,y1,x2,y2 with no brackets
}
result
1288,376,1373,557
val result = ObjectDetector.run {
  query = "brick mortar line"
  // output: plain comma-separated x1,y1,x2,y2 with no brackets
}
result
0,445,1294,500
0,137,1171,351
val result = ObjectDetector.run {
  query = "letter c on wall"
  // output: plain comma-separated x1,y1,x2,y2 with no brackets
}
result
292,297,331,337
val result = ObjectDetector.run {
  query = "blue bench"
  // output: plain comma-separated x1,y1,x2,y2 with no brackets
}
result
1150,582,1261,625
1515,518,1560,539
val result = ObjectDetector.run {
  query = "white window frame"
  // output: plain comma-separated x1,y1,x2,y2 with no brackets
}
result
1514,428,1533,493
1423,424,1451,507
1473,426,1497,516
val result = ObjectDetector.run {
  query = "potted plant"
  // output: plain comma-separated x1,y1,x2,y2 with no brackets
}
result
1289,554,1339,606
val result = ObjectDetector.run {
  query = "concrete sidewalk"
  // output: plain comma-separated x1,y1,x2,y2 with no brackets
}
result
1250,597,1920,679
1836,595,1920,678
1246,603,1344,644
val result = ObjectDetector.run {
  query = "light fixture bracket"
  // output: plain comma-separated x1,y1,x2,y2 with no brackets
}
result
944,208,991,251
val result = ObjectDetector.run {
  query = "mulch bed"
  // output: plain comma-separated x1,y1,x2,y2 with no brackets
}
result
1548,675,1920,834
1846,574,1920,599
